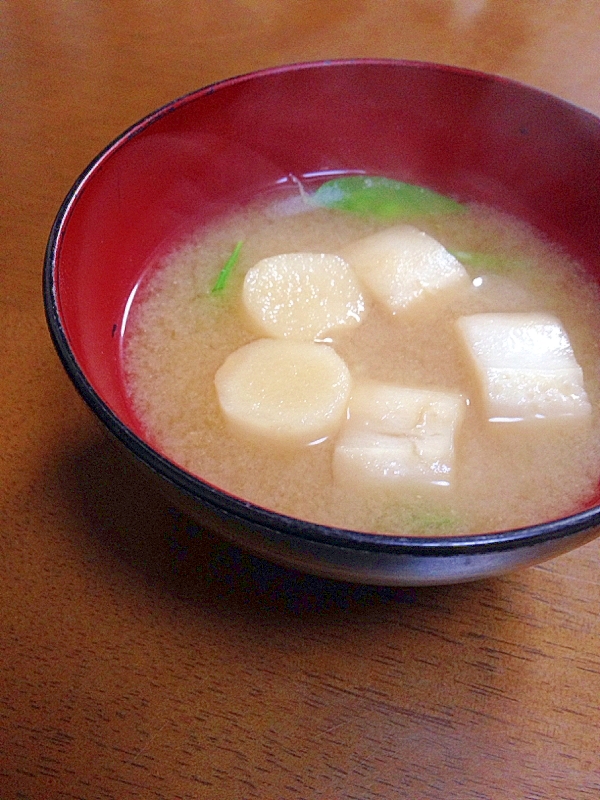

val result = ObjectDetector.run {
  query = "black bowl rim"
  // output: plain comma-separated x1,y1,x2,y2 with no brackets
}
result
43,57,600,557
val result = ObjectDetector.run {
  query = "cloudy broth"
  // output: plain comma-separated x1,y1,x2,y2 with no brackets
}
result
123,185,600,536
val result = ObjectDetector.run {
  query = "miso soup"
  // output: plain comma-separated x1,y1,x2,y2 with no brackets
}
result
123,183,600,536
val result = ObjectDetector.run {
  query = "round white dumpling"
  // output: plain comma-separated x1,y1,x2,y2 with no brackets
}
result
242,252,366,341
214,339,352,445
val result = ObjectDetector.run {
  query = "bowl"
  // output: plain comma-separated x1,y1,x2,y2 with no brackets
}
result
44,59,600,585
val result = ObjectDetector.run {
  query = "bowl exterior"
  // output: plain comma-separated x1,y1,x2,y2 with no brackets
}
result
113,439,600,586
182,503,600,586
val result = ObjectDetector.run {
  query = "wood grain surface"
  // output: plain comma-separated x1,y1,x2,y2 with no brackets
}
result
2,2,600,798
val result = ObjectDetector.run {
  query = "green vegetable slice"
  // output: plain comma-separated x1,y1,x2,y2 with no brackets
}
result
312,176,465,218
211,241,243,294
375,505,459,536
409,510,458,535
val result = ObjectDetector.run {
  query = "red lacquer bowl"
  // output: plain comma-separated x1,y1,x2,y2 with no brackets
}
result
44,60,600,585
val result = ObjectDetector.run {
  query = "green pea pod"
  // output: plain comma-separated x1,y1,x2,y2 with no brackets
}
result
312,176,465,218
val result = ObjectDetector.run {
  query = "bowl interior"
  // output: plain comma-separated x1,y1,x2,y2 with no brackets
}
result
48,59,600,519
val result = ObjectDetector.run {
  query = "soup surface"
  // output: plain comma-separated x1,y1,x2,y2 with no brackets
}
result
123,183,600,536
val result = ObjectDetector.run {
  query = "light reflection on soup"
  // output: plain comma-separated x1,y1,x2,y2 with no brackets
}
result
123,186,600,536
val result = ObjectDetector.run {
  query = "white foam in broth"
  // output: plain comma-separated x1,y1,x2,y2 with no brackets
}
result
123,187,600,536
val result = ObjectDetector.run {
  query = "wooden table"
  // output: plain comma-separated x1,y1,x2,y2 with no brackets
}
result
2,2,600,797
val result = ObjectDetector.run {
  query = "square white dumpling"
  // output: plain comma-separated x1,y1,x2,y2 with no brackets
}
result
333,381,466,490
456,313,591,421
339,225,469,312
